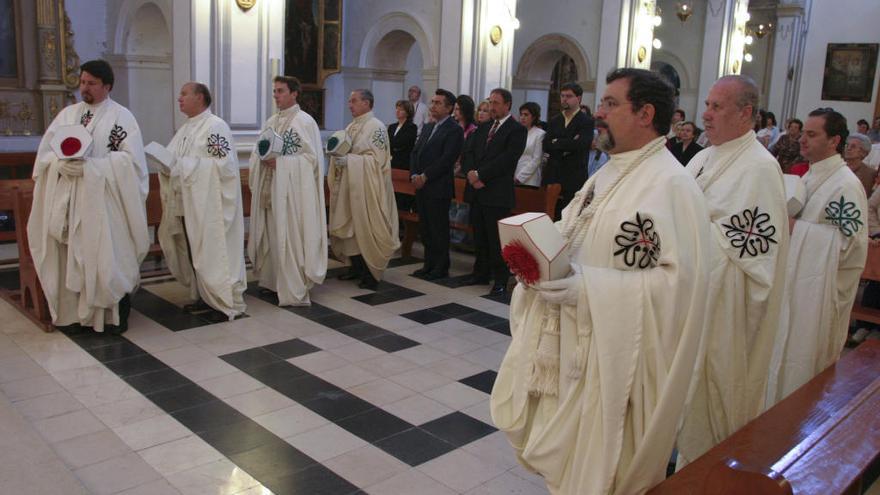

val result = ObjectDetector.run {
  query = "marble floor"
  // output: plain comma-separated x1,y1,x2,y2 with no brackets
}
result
0,246,550,495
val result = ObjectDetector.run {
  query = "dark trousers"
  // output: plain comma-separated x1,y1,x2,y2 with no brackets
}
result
416,193,451,274
555,188,577,220
470,201,510,285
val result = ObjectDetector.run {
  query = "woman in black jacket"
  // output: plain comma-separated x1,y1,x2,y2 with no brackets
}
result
388,100,417,170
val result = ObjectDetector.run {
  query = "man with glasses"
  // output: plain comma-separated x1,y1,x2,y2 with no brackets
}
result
492,68,711,495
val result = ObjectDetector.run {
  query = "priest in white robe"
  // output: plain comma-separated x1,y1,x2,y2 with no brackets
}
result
248,76,327,306
328,89,399,290
28,60,149,334
677,76,789,466
767,108,868,405
158,82,247,321
491,68,712,495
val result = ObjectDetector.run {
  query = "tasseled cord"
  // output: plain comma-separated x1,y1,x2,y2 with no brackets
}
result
568,322,590,380
528,303,561,397
260,167,274,210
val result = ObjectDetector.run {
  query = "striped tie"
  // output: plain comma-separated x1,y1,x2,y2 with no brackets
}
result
486,120,500,146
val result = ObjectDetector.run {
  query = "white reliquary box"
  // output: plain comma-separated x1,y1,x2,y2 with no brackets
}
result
498,212,571,282
257,129,283,160
50,125,93,160
783,174,806,217
144,141,173,170
326,130,352,156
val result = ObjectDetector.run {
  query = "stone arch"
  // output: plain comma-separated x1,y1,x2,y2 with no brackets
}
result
113,0,172,56
651,51,692,90
514,33,591,85
359,12,436,70
109,0,174,147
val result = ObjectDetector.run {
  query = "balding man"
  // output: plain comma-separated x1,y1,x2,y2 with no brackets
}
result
677,75,789,467
408,85,429,135
157,82,247,321
328,89,399,290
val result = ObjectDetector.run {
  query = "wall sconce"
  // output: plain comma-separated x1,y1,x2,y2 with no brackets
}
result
236,0,256,11
676,2,693,22
747,21,774,39
489,25,503,45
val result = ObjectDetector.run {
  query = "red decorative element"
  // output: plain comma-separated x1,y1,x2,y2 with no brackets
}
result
502,240,541,285
60,137,82,156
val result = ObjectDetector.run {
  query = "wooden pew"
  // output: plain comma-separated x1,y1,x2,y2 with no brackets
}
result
145,169,254,259
391,168,562,258
849,244,880,324
0,185,52,330
0,152,37,243
648,339,880,495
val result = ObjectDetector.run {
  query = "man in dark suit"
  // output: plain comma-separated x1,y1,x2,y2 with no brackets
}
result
410,89,465,279
542,82,594,218
463,88,527,295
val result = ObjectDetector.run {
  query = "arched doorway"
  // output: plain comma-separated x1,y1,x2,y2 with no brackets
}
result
547,55,579,120
111,1,173,147
651,61,681,109
513,34,592,122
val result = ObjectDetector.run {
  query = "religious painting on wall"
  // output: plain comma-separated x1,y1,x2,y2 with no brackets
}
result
285,0,320,85
284,0,342,128
0,0,22,84
299,89,324,129
821,44,879,102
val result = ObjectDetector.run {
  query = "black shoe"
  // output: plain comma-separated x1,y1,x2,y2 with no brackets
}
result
203,310,230,323
183,300,211,313
104,324,127,335
461,275,490,286
411,267,432,277
423,271,448,281
337,269,362,281
259,288,277,296
488,284,507,296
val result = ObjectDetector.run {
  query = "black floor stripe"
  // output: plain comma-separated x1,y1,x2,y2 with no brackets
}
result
459,370,498,394
130,288,247,332
246,283,421,353
401,303,511,335
221,345,495,467
59,329,360,495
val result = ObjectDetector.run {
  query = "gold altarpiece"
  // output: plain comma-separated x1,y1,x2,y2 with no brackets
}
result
0,0,80,136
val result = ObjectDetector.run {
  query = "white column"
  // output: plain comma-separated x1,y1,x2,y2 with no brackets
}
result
594,0,627,106
458,0,518,99
438,0,463,92
694,0,738,124
766,2,807,123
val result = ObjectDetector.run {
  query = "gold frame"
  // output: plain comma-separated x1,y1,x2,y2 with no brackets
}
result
0,0,25,87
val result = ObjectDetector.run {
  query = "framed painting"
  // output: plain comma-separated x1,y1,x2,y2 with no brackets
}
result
821,43,879,102
0,0,24,86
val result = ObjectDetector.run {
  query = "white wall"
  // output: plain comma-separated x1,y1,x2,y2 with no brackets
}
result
66,0,106,64
795,0,880,129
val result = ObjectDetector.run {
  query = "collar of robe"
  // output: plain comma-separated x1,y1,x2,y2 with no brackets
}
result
804,153,846,199
353,111,374,124
83,98,111,112
277,104,300,118
694,129,756,191
714,129,757,153
187,108,212,124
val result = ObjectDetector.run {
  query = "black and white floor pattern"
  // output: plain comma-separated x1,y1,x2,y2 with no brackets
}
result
0,250,549,494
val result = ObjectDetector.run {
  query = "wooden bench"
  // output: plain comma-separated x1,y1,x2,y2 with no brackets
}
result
0,153,37,243
391,168,562,258
145,169,254,258
648,339,880,495
849,244,880,324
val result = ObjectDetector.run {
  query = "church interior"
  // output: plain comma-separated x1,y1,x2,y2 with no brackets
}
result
0,0,879,494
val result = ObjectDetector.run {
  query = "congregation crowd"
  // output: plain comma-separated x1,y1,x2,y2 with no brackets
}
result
26,58,874,494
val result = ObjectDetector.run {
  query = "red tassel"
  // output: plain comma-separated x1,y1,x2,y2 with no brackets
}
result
502,240,541,285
